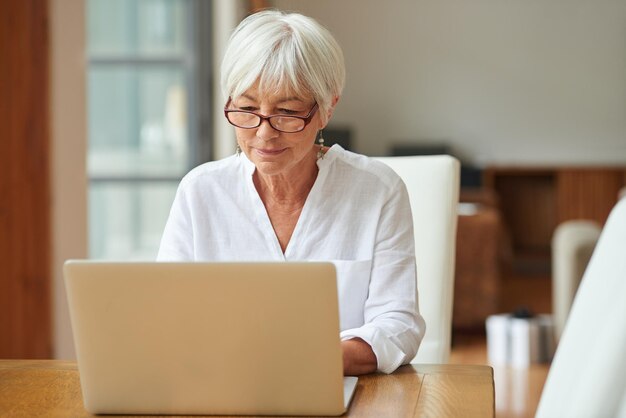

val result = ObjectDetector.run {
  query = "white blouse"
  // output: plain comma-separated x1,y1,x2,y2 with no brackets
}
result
157,145,425,373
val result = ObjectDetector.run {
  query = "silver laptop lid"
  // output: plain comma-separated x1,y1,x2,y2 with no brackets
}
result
64,261,347,416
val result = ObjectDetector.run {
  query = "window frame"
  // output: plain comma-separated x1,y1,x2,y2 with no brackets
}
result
86,0,212,259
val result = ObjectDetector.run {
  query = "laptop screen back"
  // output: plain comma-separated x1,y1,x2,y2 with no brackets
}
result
64,261,346,416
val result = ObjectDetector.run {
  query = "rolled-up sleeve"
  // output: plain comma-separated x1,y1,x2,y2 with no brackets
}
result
340,179,425,374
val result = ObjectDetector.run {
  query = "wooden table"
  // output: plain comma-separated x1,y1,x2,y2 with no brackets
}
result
0,361,494,417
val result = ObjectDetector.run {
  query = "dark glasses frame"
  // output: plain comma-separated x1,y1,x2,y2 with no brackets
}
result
223,97,319,133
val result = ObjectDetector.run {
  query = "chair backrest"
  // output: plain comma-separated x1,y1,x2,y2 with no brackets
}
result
536,199,626,418
375,155,460,364
551,220,601,341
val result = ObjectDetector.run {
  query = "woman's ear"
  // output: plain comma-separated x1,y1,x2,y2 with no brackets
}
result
321,96,341,129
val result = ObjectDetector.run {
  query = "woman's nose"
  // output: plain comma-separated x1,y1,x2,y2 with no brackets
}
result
256,118,279,140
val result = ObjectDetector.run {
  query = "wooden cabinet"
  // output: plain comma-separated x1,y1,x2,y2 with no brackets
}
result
454,204,502,330
556,169,626,225
483,166,626,275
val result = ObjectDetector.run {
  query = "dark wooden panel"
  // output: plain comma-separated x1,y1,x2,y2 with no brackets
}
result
557,168,626,225
491,173,557,254
0,0,51,358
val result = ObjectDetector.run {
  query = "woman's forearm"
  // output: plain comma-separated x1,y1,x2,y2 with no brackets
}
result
341,338,377,375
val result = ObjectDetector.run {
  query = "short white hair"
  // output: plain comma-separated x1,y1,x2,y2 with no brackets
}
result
221,10,345,123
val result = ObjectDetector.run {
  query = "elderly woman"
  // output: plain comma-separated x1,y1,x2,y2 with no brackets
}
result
158,10,425,376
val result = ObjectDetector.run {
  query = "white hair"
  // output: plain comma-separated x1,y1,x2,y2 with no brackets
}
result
221,10,345,123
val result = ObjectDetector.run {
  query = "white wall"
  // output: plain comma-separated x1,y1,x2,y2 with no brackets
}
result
212,0,246,160
51,0,88,359
274,0,626,165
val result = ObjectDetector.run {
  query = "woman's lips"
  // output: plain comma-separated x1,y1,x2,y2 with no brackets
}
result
255,148,286,156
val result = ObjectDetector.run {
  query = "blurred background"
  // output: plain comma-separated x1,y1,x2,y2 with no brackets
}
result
2,1,625,416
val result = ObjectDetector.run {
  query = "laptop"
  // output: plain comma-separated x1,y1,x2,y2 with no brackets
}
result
64,260,358,416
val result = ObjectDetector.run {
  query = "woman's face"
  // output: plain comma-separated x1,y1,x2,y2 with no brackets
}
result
230,85,324,178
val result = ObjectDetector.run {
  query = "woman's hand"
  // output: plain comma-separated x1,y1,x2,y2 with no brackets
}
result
341,338,377,376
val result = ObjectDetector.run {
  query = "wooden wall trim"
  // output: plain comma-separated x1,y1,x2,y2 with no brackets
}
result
0,0,52,358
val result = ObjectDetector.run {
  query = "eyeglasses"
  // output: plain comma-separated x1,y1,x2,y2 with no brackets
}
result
224,98,319,133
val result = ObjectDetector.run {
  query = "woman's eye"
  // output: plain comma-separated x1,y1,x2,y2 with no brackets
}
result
239,106,257,112
277,108,300,115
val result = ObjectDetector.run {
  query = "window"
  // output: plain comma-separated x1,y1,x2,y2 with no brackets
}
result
87,0,211,259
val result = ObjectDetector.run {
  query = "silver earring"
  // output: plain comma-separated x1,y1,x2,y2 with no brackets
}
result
317,130,325,160
236,144,241,157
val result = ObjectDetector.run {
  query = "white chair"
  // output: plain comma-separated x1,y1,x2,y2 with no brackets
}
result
551,220,601,341
536,199,626,418
375,155,460,364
